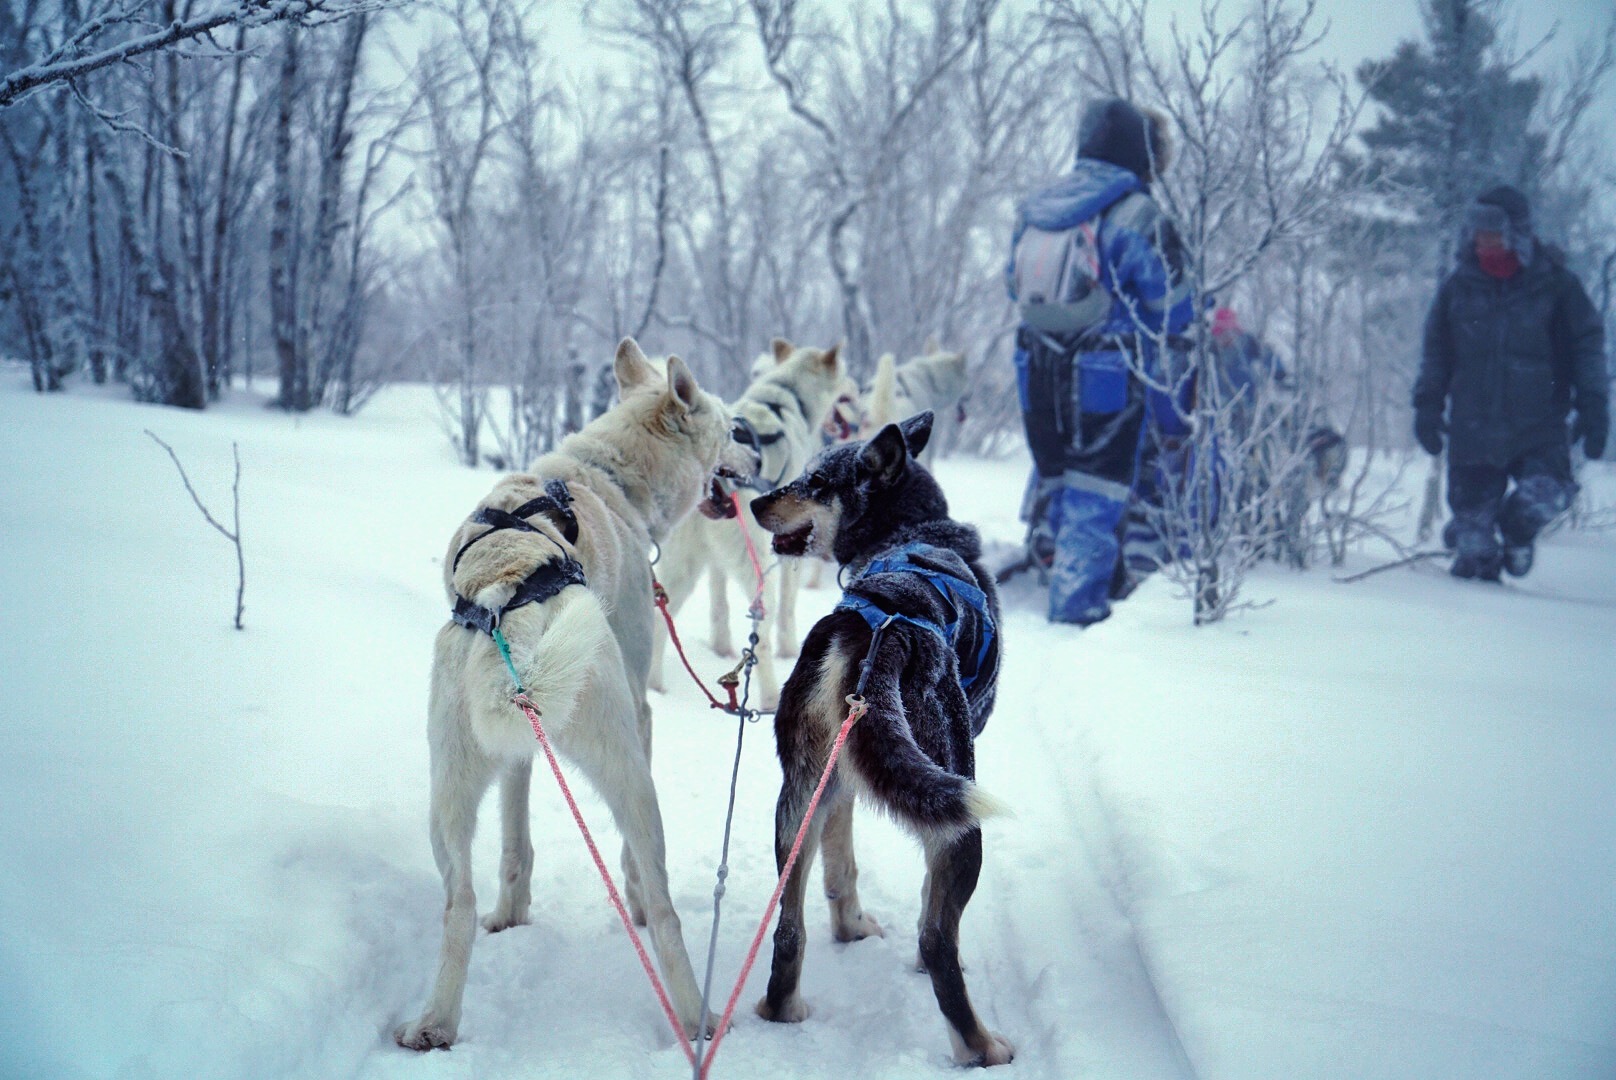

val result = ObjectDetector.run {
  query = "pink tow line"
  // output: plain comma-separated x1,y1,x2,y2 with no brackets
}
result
511,490,859,1076
512,692,698,1068
729,490,769,615
696,694,867,1079
651,489,770,715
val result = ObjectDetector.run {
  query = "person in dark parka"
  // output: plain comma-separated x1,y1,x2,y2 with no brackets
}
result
1414,185,1609,581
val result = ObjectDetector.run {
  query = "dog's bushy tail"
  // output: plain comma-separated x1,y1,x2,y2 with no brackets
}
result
845,658,1005,837
865,352,898,431
500,589,612,732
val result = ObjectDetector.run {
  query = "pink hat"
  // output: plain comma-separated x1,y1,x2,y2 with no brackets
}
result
1211,307,1240,338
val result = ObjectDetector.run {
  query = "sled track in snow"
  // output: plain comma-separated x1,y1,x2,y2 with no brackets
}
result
1050,721,1199,1080
977,613,1200,1080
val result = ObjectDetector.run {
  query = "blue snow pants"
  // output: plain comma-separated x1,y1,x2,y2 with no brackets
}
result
1016,342,1150,624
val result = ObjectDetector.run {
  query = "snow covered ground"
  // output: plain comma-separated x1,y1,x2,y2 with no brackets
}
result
2,372,1613,1080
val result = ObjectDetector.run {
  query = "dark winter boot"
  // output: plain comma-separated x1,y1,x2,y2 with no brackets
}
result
1440,520,1459,551
1496,473,1571,580
1502,543,1534,578
1448,507,1501,582
1450,552,1502,582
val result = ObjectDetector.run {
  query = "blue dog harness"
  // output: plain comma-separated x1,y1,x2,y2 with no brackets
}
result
834,542,996,690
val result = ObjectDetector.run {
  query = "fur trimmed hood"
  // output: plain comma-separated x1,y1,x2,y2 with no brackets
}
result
1077,98,1173,184
1457,184,1537,267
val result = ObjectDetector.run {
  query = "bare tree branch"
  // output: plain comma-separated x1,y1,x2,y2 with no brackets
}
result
0,0,396,110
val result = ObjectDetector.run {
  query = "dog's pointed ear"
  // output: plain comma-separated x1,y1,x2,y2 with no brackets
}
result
923,334,941,354
899,410,934,457
615,338,657,393
664,355,699,412
817,342,843,376
860,422,909,487
771,337,794,363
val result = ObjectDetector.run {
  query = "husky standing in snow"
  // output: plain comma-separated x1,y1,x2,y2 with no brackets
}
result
750,411,1014,1067
395,339,759,1051
648,339,845,708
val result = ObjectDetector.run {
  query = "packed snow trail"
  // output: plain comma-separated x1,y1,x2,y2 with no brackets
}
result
970,601,1201,1080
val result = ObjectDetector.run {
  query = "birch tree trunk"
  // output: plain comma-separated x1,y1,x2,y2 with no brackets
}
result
270,28,303,410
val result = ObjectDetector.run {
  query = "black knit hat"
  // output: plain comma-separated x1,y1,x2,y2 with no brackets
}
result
1475,185,1531,233
1077,98,1172,183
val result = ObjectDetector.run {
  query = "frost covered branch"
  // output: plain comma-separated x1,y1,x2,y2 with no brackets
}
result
145,430,246,630
0,0,395,109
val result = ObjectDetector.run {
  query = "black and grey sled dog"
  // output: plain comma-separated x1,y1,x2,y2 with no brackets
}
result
750,411,1014,1067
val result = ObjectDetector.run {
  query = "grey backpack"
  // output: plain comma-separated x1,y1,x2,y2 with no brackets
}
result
1011,216,1111,335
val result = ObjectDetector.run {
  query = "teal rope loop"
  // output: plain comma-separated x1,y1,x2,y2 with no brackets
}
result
491,627,524,693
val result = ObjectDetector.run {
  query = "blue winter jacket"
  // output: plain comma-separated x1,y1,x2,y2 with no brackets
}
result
1008,159,1196,433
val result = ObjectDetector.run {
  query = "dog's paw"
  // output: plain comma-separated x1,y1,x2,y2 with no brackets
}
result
480,909,529,933
754,993,811,1024
394,1016,456,1052
680,1012,722,1041
775,640,798,659
831,910,883,943
951,1030,1015,1067
711,639,737,659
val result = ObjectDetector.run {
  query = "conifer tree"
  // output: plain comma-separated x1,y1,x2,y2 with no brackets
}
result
1352,0,1544,276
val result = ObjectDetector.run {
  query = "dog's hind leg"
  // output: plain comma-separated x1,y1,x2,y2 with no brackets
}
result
919,827,1014,1066
755,769,827,1024
564,674,704,1037
820,794,882,943
483,758,534,933
397,715,494,1051
619,694,655,927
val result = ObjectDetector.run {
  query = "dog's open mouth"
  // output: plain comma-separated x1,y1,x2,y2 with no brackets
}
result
824,408,857,443
698,470,743,520
770,522,814,557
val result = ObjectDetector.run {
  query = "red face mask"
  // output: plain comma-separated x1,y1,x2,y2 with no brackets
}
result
1477,244,1521,279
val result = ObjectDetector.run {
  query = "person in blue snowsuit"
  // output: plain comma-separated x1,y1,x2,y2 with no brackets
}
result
1006,98,1196,625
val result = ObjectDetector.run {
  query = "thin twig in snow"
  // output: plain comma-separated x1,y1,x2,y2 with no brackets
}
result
145,430,246,630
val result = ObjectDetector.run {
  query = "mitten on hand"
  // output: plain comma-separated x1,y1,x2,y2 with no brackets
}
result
1414,409,1446,457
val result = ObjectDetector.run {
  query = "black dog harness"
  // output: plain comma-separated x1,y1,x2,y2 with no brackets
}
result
450,478,588,635
730,415,790,492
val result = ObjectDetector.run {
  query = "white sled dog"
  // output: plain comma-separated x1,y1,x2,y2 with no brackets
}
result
396,339,759,1051
649,339,845,709
862,340,968,467
797,340,966,592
